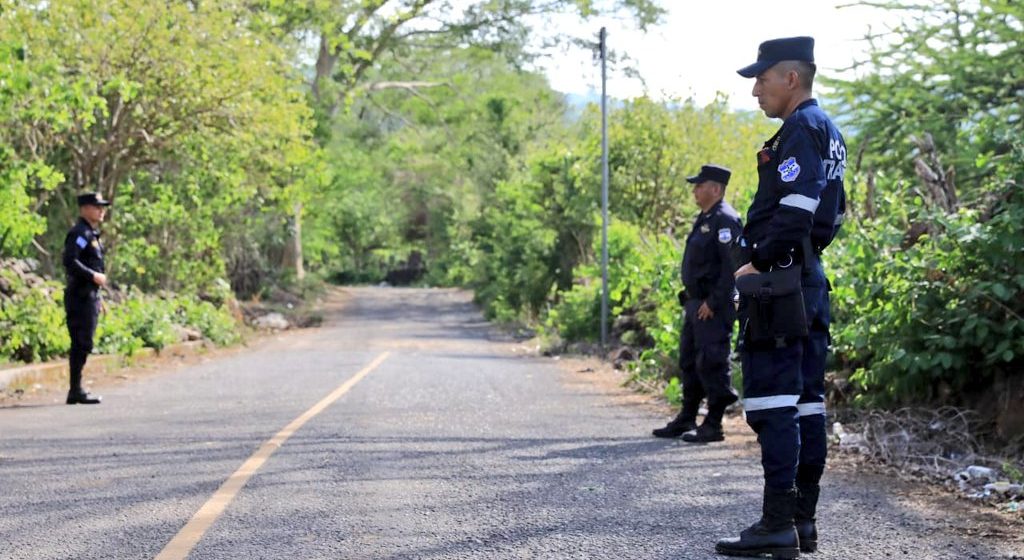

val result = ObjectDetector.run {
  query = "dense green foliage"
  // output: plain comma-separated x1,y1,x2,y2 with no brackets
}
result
464,98,773,324
1,0,1020,415
827,0,1024,405
0,271,68,363
0,0,318,296
0,268,239,363
831,201,1024,403
95,292,240,357
0,0,660,366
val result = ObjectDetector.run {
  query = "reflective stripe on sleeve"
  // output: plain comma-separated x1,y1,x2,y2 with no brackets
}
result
797,402,827,416
743,394,800,412
779,194,820,213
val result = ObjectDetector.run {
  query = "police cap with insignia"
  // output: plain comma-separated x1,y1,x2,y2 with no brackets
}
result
76,192,111,207
737,36,815,78
686,164,731,187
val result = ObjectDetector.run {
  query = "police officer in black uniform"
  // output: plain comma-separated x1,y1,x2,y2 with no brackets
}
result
716,37,846,558
652,164,741,443
62,192,111,405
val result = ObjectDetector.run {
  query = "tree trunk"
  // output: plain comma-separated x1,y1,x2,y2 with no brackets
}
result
281,33,335,280
865,169,877,219
282,202,305,281
911,133,958,212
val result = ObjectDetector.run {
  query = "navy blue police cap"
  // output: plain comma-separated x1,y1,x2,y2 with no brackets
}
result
737,36,815,78
77,192,111,207
686,164,731,187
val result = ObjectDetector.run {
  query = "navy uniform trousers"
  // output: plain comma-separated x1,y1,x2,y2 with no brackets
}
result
65,291,100,393
679,298,736,418
739,263,829,491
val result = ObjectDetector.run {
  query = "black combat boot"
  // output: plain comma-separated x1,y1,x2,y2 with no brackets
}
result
681,422,724,442
682,396,733,443
652,412,697,438
67,357,100,404
795,483,820,553
66,390,101,405
716,486,800,559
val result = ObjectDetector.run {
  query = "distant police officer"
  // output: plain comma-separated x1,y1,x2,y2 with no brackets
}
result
652,164,741,443
62,192,111,405
716,37,846,558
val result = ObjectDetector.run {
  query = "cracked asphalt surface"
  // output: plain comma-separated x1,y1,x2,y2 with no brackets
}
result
1,287,1022,559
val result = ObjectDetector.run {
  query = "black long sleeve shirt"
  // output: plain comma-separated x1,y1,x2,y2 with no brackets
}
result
62,218,105,298
743,99,847,270
681,200,743,309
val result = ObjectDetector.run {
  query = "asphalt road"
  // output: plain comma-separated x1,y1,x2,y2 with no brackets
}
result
0,287,1021,559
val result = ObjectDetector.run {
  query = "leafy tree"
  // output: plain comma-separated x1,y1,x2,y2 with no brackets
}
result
574,96,773,234
303,46,572,284
828,0,1024,405
0,16,95,257
252,0,666,279
0,0,317,291
833,0,1023,207
464,95,774,322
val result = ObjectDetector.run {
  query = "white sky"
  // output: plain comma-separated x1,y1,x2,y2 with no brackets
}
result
532,0,908,106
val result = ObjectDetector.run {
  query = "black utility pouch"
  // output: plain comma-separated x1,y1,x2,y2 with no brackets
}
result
736,265,808,344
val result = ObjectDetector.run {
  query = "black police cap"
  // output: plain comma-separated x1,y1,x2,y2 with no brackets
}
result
737,36,815,78
686,164,731,187
77,192,111,207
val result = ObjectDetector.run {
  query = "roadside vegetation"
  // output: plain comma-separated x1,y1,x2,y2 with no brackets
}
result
0,0,1021,498
0,0,661,363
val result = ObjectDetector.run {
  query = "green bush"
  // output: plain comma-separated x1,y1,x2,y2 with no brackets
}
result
93,291,242,358
0,271,69,363
553,222,683,365
176,297,240,346
603,223,682,364
470,175,562,321
831,189,1024,404
543,221,683,349
664,376,682,406
200,278,235,308
96,295,178,355
0,271,240,363
544,280,601,342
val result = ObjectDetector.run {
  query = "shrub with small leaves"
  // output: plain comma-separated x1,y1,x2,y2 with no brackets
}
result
93,291,242,358
175,297,240,346
0,270,69,363
95,294,177,355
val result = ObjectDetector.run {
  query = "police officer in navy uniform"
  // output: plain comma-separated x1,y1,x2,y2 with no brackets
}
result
62,192,111,405
716,37,846,558
652,164,741,443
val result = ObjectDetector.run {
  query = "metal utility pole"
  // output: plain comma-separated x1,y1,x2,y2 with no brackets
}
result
599,27,609,349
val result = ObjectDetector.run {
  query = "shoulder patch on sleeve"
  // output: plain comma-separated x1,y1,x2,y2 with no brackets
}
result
76,236,88,249
718,228,732,243
778,157,801,182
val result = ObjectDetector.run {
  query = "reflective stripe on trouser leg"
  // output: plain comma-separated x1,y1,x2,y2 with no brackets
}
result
742,339,803,490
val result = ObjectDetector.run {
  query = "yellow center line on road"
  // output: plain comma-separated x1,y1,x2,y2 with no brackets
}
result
154,352,391,560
